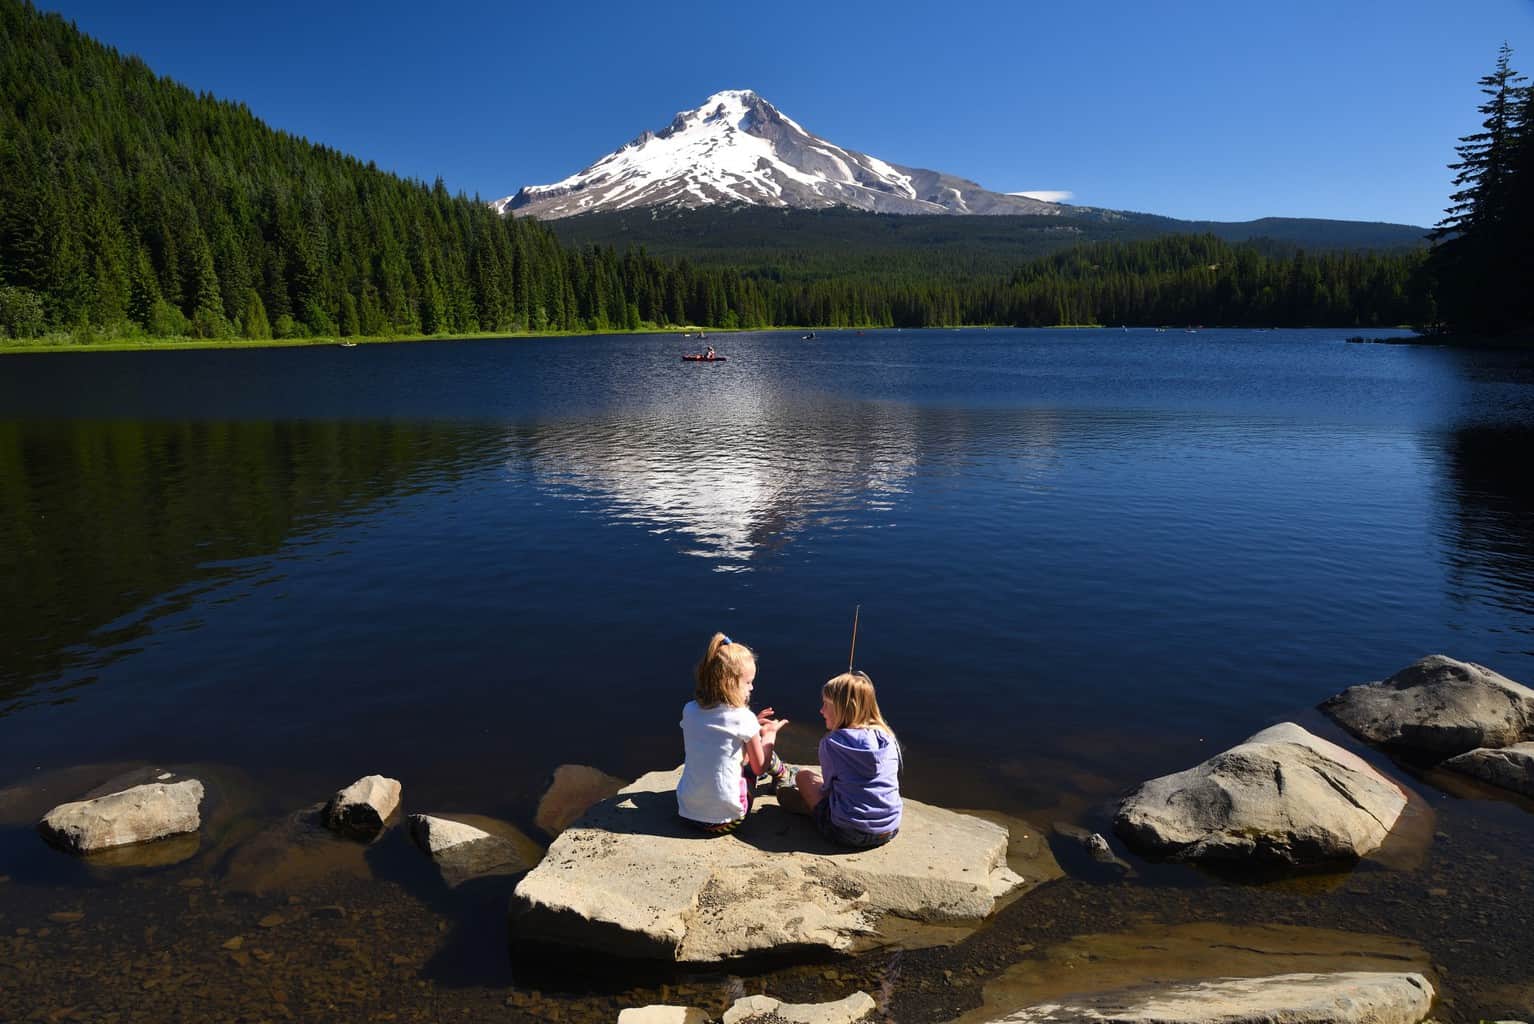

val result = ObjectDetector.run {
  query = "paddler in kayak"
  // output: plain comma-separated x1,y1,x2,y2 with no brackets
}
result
705,345,716,360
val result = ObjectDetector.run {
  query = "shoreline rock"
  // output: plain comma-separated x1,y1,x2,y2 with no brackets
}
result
1114,722,1406,866
1442,742,1534,797
1320,654,1534,757
324,775,401,839
976,971,1435,1024
408,812,541,887
511,766,1028,962
38,778,204,854
723,991,875,1024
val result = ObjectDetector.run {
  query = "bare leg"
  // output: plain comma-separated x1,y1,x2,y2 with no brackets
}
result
796,767,825,811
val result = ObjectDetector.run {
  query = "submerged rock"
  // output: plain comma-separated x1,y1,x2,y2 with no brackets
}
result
1114,722,1406,866
324,775,401,839
38,779,204,854
979,971,1435,1024
221,803,371,894
1442,742,1534,797
1052,822,1134,877
536,764,628,838
722,991,875,1024
408,813,541,887
511,767,1025,962
1320,654,1534,757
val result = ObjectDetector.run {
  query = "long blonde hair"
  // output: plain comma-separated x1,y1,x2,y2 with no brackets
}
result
695,632,755,708
822,671,894,739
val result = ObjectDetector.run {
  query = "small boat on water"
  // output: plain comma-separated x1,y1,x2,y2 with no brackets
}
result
802,331,816,340
339,341,357,348
682,354,726,362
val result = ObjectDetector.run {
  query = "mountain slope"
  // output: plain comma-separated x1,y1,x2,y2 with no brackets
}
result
497,90,1067,220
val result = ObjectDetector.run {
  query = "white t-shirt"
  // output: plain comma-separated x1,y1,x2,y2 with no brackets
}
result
677,701,759,824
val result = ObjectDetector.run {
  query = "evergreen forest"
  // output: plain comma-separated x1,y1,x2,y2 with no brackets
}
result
0,0,1514,346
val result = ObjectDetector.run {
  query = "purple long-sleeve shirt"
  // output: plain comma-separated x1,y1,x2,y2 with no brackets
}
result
818,727,902,834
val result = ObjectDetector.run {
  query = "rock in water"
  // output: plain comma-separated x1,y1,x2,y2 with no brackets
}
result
409,814,491,853
535,764,627,837
980,971,1434,1024
511,767,1024,962
722,991,876,1024
1114,723,1406,866
323,775,401,839
1442,742,1534,797
408,813,540,887
1320,654,1534,757
38,779,204,854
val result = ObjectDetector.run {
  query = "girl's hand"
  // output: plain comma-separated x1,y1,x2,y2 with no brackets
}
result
760,717,788,736
756,707,776,726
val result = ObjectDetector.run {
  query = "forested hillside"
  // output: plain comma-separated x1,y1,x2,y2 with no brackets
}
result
0,0,1431,342
549,205,1427,279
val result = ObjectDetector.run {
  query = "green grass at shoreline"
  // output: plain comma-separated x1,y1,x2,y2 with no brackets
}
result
0,326,697,356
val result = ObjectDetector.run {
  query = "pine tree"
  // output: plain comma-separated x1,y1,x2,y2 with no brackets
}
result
1428,44,1530,336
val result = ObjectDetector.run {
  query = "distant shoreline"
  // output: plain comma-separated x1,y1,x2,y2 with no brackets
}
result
0,324,1424,356
1346,331,1534,350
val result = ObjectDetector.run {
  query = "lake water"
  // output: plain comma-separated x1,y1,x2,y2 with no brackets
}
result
2,328,1533,1020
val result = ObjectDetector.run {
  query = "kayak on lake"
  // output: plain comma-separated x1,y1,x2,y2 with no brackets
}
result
681,354,727,361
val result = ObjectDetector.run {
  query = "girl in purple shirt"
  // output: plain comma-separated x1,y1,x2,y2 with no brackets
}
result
795,671,902,848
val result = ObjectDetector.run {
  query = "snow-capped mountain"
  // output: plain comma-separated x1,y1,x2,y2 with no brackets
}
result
495,90,1067,220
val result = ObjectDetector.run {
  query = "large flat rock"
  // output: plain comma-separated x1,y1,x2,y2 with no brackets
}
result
511,767,1028,962
1114,723,1406,865
1320,655,1534,757
38,778,204,854
1442,742,1534,797
979,971,1435,1024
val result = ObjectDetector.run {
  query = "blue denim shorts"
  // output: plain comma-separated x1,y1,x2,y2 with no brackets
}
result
814,798,896,849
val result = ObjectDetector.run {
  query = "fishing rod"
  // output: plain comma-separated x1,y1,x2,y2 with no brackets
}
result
848,604,860,673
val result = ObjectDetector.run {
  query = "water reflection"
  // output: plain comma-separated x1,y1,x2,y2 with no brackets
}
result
508,401,1076,566
0,419,499,702
1439,424,1534,627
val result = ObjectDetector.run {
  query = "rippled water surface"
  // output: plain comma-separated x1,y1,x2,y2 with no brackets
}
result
2,328,1533,1021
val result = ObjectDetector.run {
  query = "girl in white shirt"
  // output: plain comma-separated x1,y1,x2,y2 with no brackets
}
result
677,633,788,833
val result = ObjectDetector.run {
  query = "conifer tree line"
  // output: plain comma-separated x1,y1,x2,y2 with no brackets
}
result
1427,43,1533,338
0,0,1429,344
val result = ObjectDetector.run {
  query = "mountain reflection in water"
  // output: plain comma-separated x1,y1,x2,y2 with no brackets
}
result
515,404,1049,566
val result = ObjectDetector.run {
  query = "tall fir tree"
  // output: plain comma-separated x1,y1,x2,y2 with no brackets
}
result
1428,44,1531,337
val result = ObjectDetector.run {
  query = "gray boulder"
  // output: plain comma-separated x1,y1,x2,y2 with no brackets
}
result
511,766,1027,962
324,775,401,839
1442,742,1534,797
981,971,1435,1024
408,813,541,886
1114,723,1406,865
38,779,204,854
1320,655,1534,757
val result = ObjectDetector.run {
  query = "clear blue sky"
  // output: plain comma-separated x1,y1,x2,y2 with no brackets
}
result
38,0,1534,227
